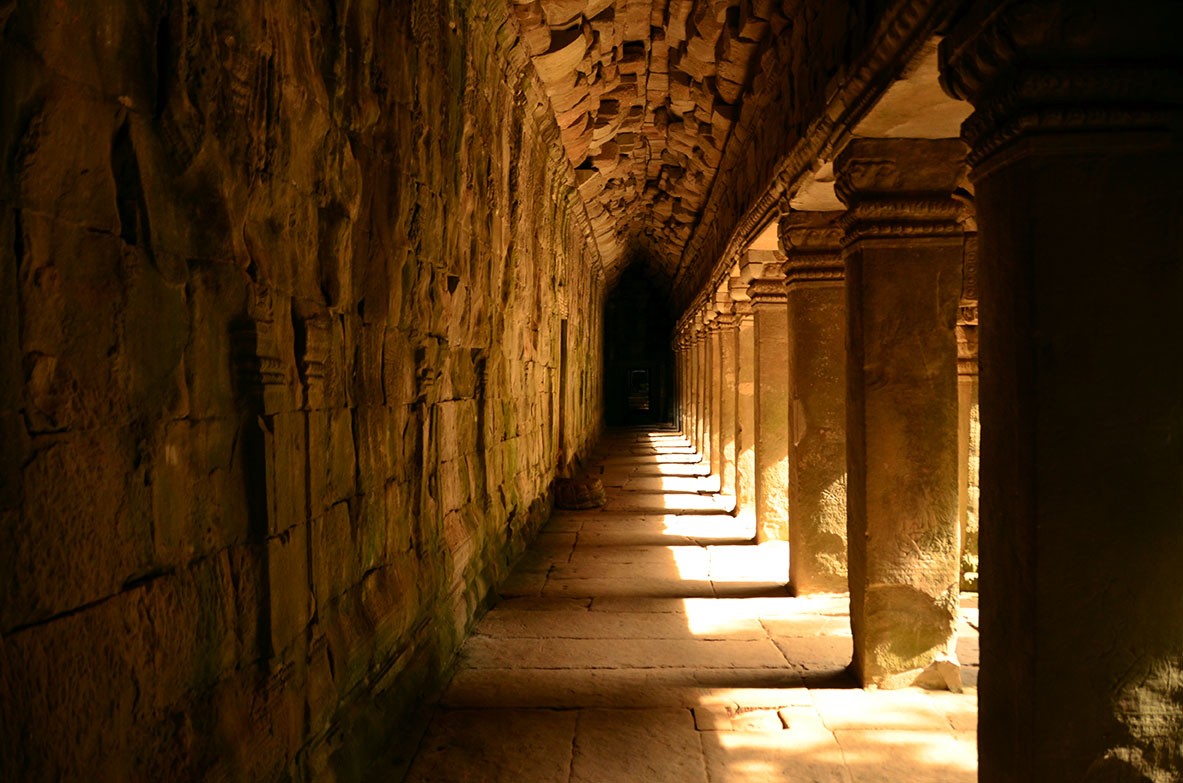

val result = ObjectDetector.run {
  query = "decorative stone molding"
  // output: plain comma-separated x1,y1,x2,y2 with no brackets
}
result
834,138,967,243
728,273,754,319
939,0,1183,168
957,326,979,377
747,264,788,307
232,290,289,414
296,313,331,410
779,211,845,286
675,0,958,308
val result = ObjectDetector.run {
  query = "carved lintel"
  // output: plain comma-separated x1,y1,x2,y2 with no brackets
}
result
836,138,967,197
834,138,968,245
780,211,844,249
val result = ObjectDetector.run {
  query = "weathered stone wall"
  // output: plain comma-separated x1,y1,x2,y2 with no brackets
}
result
0,0,602,779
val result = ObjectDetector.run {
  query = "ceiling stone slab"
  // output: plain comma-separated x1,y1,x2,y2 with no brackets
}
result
508,0,789,283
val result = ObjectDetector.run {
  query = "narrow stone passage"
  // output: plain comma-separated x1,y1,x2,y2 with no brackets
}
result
404,429,978,783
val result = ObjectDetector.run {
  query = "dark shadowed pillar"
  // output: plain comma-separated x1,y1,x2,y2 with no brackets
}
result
779,212,848,594
942,2,1183,779
836,137,966,689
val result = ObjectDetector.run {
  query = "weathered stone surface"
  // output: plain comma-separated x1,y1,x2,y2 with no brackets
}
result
941,3,1183,779
747,255,790,543
836,138,966,690
0,0,603,778
781,211,848,594
417,433,979,780
508,0,859,283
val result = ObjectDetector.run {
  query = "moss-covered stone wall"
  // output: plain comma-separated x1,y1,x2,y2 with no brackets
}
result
0,0,603,778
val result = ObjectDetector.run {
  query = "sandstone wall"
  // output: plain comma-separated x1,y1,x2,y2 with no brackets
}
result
0,0,602,778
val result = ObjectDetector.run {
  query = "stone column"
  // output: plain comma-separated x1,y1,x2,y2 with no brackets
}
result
942,3,1183,779
956,225,980,592
779,212,848,594
692,314,706,456
676,330,690,439
713,288,738,501
730,273,757,526
744,251,790,543
706,312,722,480
835,137,966,689
700,308,714,468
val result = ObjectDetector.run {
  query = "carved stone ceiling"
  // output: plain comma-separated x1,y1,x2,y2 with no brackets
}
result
509,0,793,284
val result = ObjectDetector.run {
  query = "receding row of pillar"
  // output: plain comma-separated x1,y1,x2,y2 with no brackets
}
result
675,138,981,690
681,3,1182,778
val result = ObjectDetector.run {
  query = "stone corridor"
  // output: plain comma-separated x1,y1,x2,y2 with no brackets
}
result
405,429,978,782
2,1,1180,780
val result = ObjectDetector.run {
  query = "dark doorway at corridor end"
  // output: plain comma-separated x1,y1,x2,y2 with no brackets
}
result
604,264,675,426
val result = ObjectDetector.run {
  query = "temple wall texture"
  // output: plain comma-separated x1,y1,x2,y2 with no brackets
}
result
0,0,603,779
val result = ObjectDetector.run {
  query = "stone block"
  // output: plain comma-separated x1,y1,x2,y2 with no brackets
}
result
267,524,311,657
3,429,153,630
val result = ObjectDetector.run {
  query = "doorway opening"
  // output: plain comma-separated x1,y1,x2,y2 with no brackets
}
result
603,264,675,426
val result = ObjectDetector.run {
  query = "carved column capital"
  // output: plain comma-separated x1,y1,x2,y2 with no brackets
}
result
747,263,788,307
834,138,968,243
940,0,1183,168
779,211,846,286
728,273,754,320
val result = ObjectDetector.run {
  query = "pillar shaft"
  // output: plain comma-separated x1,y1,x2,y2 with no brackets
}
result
836,137,966,688
701,329,713,468
943,3,1183,778
732,296,757,525
780,213,848,594
716,315,738,499
749,269,790,543
708,325,722,480
956,234,980,591
694,332,706,456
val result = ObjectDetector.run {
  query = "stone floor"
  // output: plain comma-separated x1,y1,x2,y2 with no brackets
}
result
404,428,979,782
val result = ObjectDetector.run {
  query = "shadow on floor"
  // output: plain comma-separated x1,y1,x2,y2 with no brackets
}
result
403,428,978,783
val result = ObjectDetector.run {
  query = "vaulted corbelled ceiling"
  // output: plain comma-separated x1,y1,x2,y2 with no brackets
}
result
510,0,793,283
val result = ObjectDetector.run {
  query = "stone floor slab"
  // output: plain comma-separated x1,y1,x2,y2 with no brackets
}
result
701,727,854,783
543,576,717,599
771,635,855,671
571,709,709,783
473,609,766,641
442,667,811,710
459,636,789,670
835,730,977,783
406,428,979,782
810,689,959,732
404,709,577,783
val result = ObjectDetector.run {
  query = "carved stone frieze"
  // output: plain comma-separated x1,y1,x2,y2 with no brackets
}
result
747,265,788,306
835,138,967,244
778,210,845,285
